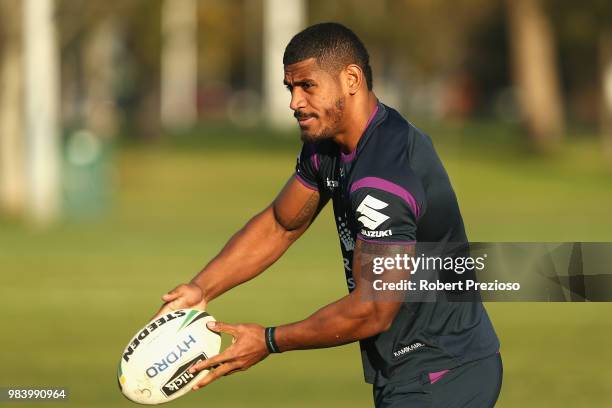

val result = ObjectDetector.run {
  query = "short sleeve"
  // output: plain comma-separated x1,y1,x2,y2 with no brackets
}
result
294,143,320,191
350,177,422,244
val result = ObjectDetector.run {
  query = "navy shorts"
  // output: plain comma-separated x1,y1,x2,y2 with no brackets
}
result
373,353,503,408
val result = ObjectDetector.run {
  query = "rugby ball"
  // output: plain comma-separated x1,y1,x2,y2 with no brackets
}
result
118,309,221,405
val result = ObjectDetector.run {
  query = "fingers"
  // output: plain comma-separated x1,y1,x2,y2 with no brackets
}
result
206,321,238,336
188,323,239,373
187,323,269,391
161,291,179,302
162,292,181,302
190,348,233,372
162,283,186,302
151,297,181,320
151,304,171,320
192,362,240,390
153,284,205,320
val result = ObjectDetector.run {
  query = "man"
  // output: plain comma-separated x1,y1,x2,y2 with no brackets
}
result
156,23,502,407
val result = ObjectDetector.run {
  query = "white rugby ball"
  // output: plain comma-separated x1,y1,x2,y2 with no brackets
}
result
118,309,221,405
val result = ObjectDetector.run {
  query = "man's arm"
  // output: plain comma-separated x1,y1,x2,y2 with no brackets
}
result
188,239,414,389
274,239,412,350
156,175,328,315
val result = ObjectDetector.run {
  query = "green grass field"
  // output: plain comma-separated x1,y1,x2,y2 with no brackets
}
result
1,125,612,407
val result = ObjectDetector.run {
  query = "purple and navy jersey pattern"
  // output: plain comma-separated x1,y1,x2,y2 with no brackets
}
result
296,105,424,251
295,102,499,385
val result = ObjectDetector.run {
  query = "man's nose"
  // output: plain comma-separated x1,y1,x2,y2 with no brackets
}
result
289,89,306,112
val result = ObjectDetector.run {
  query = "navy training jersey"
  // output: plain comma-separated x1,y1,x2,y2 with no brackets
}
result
294,102,500,385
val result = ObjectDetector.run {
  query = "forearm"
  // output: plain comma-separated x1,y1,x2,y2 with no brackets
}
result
191,206,300,302
274,240,411,352
274,293,398,351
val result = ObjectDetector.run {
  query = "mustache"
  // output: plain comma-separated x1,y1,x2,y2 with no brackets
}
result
294,111,318,120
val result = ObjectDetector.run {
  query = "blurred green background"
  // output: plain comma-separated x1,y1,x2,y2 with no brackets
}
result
1,0,612,407
2,125,612,407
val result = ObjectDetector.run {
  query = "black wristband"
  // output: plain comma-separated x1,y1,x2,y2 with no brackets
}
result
265,327,280,353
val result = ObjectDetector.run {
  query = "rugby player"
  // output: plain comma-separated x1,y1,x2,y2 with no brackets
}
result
156,22,502,407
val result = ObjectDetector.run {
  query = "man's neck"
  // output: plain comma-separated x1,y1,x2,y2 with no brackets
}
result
333,93,378,154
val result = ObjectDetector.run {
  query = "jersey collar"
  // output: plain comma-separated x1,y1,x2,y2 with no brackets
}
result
340,101,386,164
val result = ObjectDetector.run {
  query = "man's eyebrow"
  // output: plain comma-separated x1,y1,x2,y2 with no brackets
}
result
283,79,314,87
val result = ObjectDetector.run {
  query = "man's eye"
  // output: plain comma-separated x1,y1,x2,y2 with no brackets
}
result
285,85,292,92
303,83,312,90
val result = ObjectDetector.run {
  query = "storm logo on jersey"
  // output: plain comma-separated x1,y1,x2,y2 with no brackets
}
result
336,216,355,251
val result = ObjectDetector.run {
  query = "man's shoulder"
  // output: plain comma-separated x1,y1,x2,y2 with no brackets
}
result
374,104,443,172
352,107,427,208
371,104,430,149
356,105,410,161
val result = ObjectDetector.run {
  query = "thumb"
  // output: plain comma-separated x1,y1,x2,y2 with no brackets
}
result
161,290,180,302
207,321,236,335
162,287,181,302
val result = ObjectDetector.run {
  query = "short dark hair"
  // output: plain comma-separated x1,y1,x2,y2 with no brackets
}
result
283,22,373,91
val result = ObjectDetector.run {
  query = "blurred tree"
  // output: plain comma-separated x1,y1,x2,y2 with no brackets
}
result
589,5,612,164
56,0,163,139
601,27,612,163
309,0,499,118
504,0,564,151
122,1,162,139
547,0,612,161
242,0,263,94
0,0,25,217
83,18,121,139
161,0,197,130
197,0,243,118
24,0,62,224
263,0,306,128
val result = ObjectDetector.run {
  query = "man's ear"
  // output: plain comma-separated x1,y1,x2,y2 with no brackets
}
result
345,64,363,95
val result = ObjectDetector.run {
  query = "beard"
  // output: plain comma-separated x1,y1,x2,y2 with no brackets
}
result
299,96,345,143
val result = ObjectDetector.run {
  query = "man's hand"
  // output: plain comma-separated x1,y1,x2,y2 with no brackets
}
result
154,283,207,319
188,321,269,390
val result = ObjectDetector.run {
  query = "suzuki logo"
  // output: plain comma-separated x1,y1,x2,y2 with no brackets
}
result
356,195,390,230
